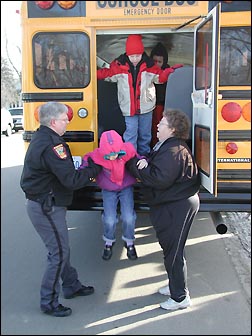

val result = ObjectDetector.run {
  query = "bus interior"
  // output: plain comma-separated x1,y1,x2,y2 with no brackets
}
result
96,31,195,142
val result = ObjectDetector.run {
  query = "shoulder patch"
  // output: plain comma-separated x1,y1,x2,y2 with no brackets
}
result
53,144,67,159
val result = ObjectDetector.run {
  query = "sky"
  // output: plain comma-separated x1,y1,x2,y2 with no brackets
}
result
1,1,22,70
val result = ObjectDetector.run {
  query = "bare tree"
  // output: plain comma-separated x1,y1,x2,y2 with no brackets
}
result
1,28,22,108
5,36,22,83
1,56,19,108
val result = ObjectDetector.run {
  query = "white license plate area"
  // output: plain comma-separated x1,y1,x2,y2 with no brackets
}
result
72,156,82,170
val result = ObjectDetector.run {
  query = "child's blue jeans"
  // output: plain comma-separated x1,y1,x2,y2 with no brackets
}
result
102,186,136,245
123,111,153,156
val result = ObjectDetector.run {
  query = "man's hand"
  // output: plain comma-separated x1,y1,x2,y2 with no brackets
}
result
87,157,102,176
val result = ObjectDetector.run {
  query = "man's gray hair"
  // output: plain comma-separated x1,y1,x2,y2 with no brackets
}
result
39,102,68,127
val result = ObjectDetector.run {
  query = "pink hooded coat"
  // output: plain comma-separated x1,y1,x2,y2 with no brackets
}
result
82,130,138,191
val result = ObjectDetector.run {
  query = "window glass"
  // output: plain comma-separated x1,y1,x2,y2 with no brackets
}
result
195,126,210,176
33,32,90,88
9,108,23,116
195,19,213,91
219,27,251,86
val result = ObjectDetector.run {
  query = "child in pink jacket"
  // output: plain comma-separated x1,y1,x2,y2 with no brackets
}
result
81,130,146,260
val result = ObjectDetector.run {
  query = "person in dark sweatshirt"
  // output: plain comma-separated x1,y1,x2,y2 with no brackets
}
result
126,108,201,312
150,42,170,146
20,102,102,317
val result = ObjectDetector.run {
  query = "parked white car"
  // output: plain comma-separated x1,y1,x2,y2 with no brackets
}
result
1,108,14,136
8,107,24,132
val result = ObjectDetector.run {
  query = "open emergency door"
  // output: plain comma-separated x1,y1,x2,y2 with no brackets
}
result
191,3,220,196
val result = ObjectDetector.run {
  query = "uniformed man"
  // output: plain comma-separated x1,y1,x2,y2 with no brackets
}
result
20,101,102,317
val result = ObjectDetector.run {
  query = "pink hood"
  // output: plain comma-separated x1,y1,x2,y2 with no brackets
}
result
83,130,137,186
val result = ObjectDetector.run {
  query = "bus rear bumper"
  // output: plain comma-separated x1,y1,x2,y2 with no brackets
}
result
68,182,251,213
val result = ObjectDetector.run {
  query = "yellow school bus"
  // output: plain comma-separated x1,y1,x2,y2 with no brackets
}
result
20,1,251,233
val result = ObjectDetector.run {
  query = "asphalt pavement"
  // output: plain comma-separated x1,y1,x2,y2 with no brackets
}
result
1,205,251,334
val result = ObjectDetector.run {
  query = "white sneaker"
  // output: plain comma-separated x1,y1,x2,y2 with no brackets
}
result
158,285,170,296
160,295,191,311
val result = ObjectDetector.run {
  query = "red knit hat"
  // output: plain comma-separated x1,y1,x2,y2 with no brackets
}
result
126,34,144,56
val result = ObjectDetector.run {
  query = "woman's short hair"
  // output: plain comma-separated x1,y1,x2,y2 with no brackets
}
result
163,108,190,140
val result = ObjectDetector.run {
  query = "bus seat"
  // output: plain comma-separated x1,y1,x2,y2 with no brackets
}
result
164,65,193,135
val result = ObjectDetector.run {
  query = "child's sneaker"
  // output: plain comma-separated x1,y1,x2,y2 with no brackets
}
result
102,245,113,260
126,245,138,260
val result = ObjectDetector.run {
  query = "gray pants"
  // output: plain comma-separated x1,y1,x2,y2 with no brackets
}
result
26,200,82,311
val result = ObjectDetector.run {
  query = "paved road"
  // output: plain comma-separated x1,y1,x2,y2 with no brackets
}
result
1,133,251,335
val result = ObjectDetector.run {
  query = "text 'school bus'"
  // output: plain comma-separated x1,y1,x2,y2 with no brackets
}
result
21,1,251,233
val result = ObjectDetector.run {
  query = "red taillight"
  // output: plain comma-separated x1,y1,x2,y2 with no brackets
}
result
57,1,76,9
65,105,73,121
35,1,54,10
34,104,73,121
34,106,40,122
221,102,242,122
242,102,251,122
226,142,238,154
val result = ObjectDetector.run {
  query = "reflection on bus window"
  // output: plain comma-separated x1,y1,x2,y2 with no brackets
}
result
195,19,213,91
195,126,210,176
33,32,90,89
219,27,251,86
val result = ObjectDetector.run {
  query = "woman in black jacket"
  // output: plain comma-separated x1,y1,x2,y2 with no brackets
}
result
126,108,201,311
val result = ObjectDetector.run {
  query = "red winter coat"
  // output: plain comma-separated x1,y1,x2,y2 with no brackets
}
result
97,53,181,117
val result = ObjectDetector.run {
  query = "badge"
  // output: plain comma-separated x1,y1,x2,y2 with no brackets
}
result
53,144,67,159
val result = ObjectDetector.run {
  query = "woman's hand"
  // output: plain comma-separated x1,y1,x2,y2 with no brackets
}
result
137,158,148,170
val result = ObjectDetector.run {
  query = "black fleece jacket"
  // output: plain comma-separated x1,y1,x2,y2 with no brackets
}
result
126,137,201,206
20,125,101,206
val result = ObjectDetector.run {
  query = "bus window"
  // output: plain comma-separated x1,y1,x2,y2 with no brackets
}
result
219,27,251,86
209,1,251,12
195,126,210,176
195,19,213,95
33,32,90,89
